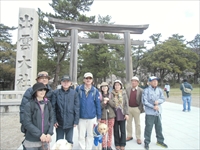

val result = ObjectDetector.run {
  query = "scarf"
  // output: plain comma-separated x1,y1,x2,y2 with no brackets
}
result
112,90,123,108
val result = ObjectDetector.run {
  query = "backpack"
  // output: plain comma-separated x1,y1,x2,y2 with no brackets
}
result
77,85,97,101
20,99,51,134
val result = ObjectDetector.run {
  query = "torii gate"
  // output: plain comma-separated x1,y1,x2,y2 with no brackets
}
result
49,17,149,85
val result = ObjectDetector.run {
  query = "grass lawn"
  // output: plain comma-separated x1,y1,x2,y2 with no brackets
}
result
166,87,200,96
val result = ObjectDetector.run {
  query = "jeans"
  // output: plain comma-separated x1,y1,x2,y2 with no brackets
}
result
182,96,191,111
144,115,164,145
114,120,126,147
56,126,74,144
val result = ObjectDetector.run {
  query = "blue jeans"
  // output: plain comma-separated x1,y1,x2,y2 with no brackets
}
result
56,126,74,144
182,96,191,111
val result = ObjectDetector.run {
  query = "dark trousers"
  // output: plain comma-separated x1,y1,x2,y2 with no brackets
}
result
166,91,169,98
144,115,164,145
113,120,126,147
56,126,74,144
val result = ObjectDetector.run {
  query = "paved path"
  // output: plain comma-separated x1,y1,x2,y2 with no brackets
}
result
17,101,199,150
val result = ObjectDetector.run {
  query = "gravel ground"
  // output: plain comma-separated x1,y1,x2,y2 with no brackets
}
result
0,95,199,150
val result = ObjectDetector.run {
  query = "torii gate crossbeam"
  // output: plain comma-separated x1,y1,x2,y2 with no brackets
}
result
49,17,149,85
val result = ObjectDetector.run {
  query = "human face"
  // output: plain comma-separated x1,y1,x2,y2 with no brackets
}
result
36,89,46,100
101,86,108,94
114,82,121,91
150,80,158,88
131,80,139,88
61,80,71,90
84,77,93,86
37,77,49,85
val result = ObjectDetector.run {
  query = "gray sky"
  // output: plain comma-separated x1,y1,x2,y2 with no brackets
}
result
0,0,199,45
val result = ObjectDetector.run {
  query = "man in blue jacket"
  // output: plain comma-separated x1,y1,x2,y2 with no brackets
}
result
76,72,101,150
20,71,53,131
142,76,168,150
180,79,193,112
52,75,79,144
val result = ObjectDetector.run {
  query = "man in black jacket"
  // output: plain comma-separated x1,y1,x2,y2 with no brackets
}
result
20,71,53,131
52,75,79,144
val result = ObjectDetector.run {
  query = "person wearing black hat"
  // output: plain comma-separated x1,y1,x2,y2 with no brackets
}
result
52,75,79,144
180,79,193,112
142,76,168,150
20,71,53,132
22,82,54,150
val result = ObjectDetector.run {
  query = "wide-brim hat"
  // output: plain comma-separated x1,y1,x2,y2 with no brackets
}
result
100,82,109,87
149,76,159,82
32,82,49,96
36,71,50,80
113,79,123,89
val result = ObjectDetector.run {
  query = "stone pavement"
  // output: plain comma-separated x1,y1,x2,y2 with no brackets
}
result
18,102,200,150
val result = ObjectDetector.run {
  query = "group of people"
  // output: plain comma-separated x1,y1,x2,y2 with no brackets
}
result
19,70,193,150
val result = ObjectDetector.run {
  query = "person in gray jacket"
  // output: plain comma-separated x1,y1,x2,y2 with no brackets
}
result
180,79,193,112
52,75,79,144
142,76,168,150
23,82,54,150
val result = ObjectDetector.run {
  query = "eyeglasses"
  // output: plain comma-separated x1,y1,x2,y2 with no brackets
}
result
38,88,46,91
85,77,92,80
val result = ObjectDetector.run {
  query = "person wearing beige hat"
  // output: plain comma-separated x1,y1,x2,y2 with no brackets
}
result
111,80,129,150
20,71,53,147
126,76,144,145
75,72,101,150
99,82,115,150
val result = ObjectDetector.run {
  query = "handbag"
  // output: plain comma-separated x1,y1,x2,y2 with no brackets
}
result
164,88,167,91
182,83,191,94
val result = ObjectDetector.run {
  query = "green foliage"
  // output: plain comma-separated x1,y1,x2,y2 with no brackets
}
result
0,24,16,90
140,38,198,83
77,15,125,84
37,0,95,89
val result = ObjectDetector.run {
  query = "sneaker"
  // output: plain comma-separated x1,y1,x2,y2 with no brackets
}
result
182,110,186,112
156,142,168,148
107,147,113,150
144,143,149,150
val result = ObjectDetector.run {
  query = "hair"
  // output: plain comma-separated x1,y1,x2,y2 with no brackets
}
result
113,82,122,90
183,79,188,82
100,85,109,94
32,90,47,99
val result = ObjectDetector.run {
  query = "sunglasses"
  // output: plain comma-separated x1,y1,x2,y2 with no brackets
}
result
38,88,46,91
38,74,48,77
85,77,92,80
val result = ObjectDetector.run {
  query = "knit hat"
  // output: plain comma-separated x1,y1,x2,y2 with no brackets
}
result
32,82,48,96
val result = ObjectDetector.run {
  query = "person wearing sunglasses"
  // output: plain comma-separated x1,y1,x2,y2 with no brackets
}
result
22,82,54,150
20,71,53,149
76,72,101,150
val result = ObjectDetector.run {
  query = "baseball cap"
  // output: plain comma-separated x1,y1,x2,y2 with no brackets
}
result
36,71,50,80
84,72,93,78
61,75,71,82
149,76,159,82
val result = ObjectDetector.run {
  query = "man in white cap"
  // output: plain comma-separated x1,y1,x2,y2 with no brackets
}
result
76,72,101,150
142,76,168,150
126,76,144,144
